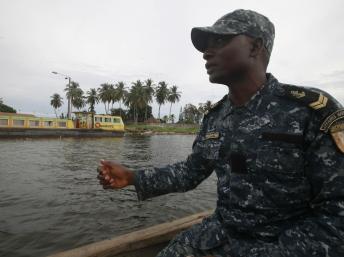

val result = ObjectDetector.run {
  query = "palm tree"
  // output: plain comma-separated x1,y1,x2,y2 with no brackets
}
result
71,84,84,111
86,88,99,113
144,78,155,121
50,93,63,118
167,85,181,121
115,81,127,116
109,84,119,111
204,100,212,113
64,83,73,119
86,88,99,128
72,88,85,110
155,81,169,119
198,100,212,116
98,83,113,114
204,100,213,111
125,80,146,123
64,81,83,115
170,114,175,123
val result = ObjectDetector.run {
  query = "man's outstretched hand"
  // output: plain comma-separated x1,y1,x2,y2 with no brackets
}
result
97,160,134,189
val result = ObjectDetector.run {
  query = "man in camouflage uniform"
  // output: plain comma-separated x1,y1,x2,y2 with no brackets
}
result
98,9,344,257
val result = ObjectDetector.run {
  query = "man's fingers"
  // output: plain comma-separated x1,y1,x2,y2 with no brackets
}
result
98,160,125,190
100,159,112,167
97,174,107,182
110,182,120,188
99,179,108,185
102,184,113,189
97,165,106,174
97,177,109,186
97,165,110,176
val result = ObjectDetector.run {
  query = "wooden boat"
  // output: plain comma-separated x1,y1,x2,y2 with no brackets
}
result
0,112,125,138
47,210,212,257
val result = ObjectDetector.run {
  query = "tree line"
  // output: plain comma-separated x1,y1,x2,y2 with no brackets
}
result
178,100,213,124
50,79,181,123
1,94,215,125
0,98,16,113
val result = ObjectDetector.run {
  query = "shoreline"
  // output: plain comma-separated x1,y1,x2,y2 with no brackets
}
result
125,130,196,136
124,123,199,136
0,124,199,138
0,127,124,138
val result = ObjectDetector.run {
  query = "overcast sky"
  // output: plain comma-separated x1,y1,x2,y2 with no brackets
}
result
1,0,344,118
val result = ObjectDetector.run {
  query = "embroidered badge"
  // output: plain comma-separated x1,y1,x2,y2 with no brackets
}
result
331,130,344,154
205,131,220,140
309,93,328,110
330,122,344,133
320,109,344,132
290,90,305,98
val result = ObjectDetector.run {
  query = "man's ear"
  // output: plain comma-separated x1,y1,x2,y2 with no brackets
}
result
250,38,264,58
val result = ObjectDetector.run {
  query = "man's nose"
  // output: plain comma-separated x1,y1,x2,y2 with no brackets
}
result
203,49,215,60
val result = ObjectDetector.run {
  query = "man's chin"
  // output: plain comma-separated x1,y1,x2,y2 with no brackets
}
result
209,72,244,85
208,74,226,84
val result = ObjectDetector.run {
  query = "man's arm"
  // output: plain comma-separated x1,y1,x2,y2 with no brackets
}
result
305,127,344,233
97,131,216,201
268,126,344,256
133,136,215,201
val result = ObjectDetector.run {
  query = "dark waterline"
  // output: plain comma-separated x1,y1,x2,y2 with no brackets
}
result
0,135,217,257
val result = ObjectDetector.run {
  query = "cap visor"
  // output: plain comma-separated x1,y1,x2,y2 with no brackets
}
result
191,26,238,52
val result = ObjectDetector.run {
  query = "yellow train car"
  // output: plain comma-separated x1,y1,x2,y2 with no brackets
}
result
0,112,125,138
0,113,74,129
73,112,125,131
94,114,124,131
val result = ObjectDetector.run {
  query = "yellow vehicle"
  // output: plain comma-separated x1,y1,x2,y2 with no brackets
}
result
0,112,73,129
73,112,124,131
0,112,124,138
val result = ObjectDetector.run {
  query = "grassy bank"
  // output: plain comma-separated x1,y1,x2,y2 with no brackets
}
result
125,123,200,135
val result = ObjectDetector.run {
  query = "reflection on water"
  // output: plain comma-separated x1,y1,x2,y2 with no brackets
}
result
0,135,217,257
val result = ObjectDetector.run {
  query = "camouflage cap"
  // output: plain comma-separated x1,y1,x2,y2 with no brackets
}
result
191,9,275,55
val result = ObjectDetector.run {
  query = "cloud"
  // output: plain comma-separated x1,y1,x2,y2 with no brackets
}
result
0,0,344,116
321,70,344,82
296,69,344,105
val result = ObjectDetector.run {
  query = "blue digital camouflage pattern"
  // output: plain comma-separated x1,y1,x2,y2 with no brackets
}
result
134,74,344,257
191,9,275,55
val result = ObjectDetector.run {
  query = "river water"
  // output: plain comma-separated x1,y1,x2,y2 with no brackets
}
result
0,135,217,257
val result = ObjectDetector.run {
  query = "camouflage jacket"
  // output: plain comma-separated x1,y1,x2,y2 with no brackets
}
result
133,74,344,251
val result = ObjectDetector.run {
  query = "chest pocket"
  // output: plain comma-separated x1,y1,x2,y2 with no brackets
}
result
194,136,222,160
255,132,305,175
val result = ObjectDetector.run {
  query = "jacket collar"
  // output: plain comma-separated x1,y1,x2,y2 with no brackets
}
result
225,73,279,114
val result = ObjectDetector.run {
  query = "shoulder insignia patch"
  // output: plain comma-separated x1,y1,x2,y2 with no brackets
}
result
308,93,328,110
320,109,344,132
277,84,344,153
290,90,306,98
205,131,220,140
323,110,344,154
331,131,344,154
282,85,331,110
330,122,344,133
277,84,340,125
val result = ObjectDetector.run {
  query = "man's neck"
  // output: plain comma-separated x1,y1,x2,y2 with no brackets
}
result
228,72,267,107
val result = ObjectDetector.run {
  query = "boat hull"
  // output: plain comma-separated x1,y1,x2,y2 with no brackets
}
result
0,128,124,138
47,211,212,257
